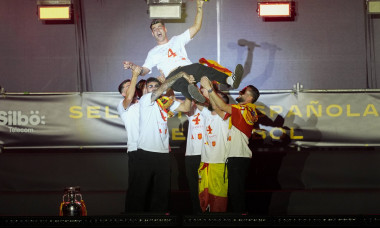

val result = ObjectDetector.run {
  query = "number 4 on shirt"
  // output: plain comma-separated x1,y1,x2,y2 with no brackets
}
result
206,125,213,134
168,48,177,58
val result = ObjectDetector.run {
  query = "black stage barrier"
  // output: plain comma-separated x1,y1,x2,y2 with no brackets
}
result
1,214,380,227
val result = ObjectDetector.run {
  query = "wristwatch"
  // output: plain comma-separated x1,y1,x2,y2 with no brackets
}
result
207,88,213,93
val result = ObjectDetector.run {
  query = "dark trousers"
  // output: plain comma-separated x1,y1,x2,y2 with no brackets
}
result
185,155,202,214
167,63,229,100
227,157,251,213
125,150,138,212
125,149,171,213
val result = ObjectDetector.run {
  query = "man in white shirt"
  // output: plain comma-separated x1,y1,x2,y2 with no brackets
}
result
196,88,230,212
130,73,192,213
200,76,260,213
123,0,244,103
184,99,205,214
117,66,143,213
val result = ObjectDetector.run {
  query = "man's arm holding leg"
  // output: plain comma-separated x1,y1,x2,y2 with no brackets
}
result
209,95,227,119
200,76,232,114
151,71,193,102
175,98,192,113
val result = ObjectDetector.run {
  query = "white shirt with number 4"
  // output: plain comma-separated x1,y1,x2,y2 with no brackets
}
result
200,108,229,163
143,29,193,77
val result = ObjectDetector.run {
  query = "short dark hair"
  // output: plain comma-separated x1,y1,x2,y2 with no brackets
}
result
150,19,165,30
135,79,146,98
146,77,161,86
246,85,260,103
118,79,131,94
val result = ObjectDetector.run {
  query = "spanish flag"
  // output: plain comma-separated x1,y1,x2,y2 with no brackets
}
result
198,162,228,212
199,58,232,76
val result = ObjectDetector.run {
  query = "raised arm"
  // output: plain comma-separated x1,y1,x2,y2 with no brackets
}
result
175,98,192,113
200,76,232,114
209,95,227,119
189,0,205,39
200,82,227,118
122,66,141,109
123,61,150,76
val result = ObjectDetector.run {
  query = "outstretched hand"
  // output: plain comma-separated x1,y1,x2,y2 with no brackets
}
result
123,61,141,72
123,61,134,70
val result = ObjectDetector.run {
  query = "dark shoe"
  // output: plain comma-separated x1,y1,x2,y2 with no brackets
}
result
231,64,244,89
188,84,206,103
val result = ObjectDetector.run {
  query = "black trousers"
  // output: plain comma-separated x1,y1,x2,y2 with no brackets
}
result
185,155,202,214
125,149,171,213
125,150,138,213
167,63,229,100
227,157,251,213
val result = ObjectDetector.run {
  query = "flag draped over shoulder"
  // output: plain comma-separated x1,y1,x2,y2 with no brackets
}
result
229,103,258,138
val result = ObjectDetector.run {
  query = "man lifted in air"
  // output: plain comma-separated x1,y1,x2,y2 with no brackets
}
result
124,0,244,103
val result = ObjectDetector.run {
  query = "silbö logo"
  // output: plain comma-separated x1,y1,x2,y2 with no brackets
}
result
0,110,46,133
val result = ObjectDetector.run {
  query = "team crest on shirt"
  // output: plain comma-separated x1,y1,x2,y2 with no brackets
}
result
235,104,257,125
243,109,256,125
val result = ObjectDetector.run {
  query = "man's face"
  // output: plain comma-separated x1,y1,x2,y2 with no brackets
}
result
151,23,167,43
236,87,251,103
146,81,160,93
